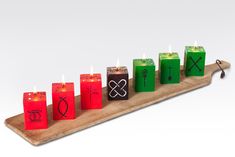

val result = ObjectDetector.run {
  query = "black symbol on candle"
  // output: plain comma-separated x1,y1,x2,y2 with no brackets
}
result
28,110,42,122
87,86,98,105
58,97,68,118
142,69,148,87
188,56,202,72
168,67,172,81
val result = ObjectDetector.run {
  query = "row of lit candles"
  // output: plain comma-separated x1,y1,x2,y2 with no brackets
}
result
23,42,206,130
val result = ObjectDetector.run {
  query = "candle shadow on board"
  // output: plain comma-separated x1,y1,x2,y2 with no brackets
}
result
47,105,56,128
155,71,170,92
180,69,186,82
127,80,137,99
75,95,87,117
155,72,161,90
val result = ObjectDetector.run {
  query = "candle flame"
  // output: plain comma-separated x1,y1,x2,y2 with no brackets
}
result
90,65,94,76
33,86,37,94
116,58,120,68
142,53,146,59
194,41,198,47
61,74,65,86
168,45,172,53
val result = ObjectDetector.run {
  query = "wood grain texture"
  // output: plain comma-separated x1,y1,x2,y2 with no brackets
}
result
5,60,231,146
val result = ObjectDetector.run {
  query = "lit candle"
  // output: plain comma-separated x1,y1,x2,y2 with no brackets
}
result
107,58,129,100
23,87,48,130
159,45,180,84
133,53,155,92
52,75,75,120
80,66,102,109
184,41,206,76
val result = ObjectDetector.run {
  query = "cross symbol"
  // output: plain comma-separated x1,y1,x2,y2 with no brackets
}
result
87,86,98,105
142,69,148,87
188,56,202,72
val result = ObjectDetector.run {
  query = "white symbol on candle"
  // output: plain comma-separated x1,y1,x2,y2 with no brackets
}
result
108,79,127,98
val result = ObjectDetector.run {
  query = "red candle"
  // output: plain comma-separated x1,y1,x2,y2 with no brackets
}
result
23,90,48,130
80,67,102,109
52,76,75,120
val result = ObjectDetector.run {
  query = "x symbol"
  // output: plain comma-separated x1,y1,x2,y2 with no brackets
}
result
188,56,202,72
108,79,127,98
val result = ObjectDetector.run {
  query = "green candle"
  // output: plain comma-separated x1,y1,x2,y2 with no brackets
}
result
184,43,206,76
133,57,155,92
159,52,180,84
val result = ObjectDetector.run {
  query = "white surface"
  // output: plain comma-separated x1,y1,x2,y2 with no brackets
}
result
0,0,234,156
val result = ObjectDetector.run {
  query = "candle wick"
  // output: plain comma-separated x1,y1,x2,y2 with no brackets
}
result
116,67,120,71
33,92,38,101
116,58,120,68
168,45,172,54
61,74,66,85
193,41,199,50
90,65,94,76
33,86,37,96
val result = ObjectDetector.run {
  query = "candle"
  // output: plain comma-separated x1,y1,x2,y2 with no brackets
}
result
80,66,102,109
52,75,75,120
159,46,180,84
23,87,48,130
133,54,156,92
184,41,206,76
107,58,129,100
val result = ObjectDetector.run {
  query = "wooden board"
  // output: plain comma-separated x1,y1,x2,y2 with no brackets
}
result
5,60,231,146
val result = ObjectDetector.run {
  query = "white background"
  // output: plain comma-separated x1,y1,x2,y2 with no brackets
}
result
0,0,234,156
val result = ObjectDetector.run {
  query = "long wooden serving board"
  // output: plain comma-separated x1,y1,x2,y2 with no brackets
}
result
5,60,231,146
